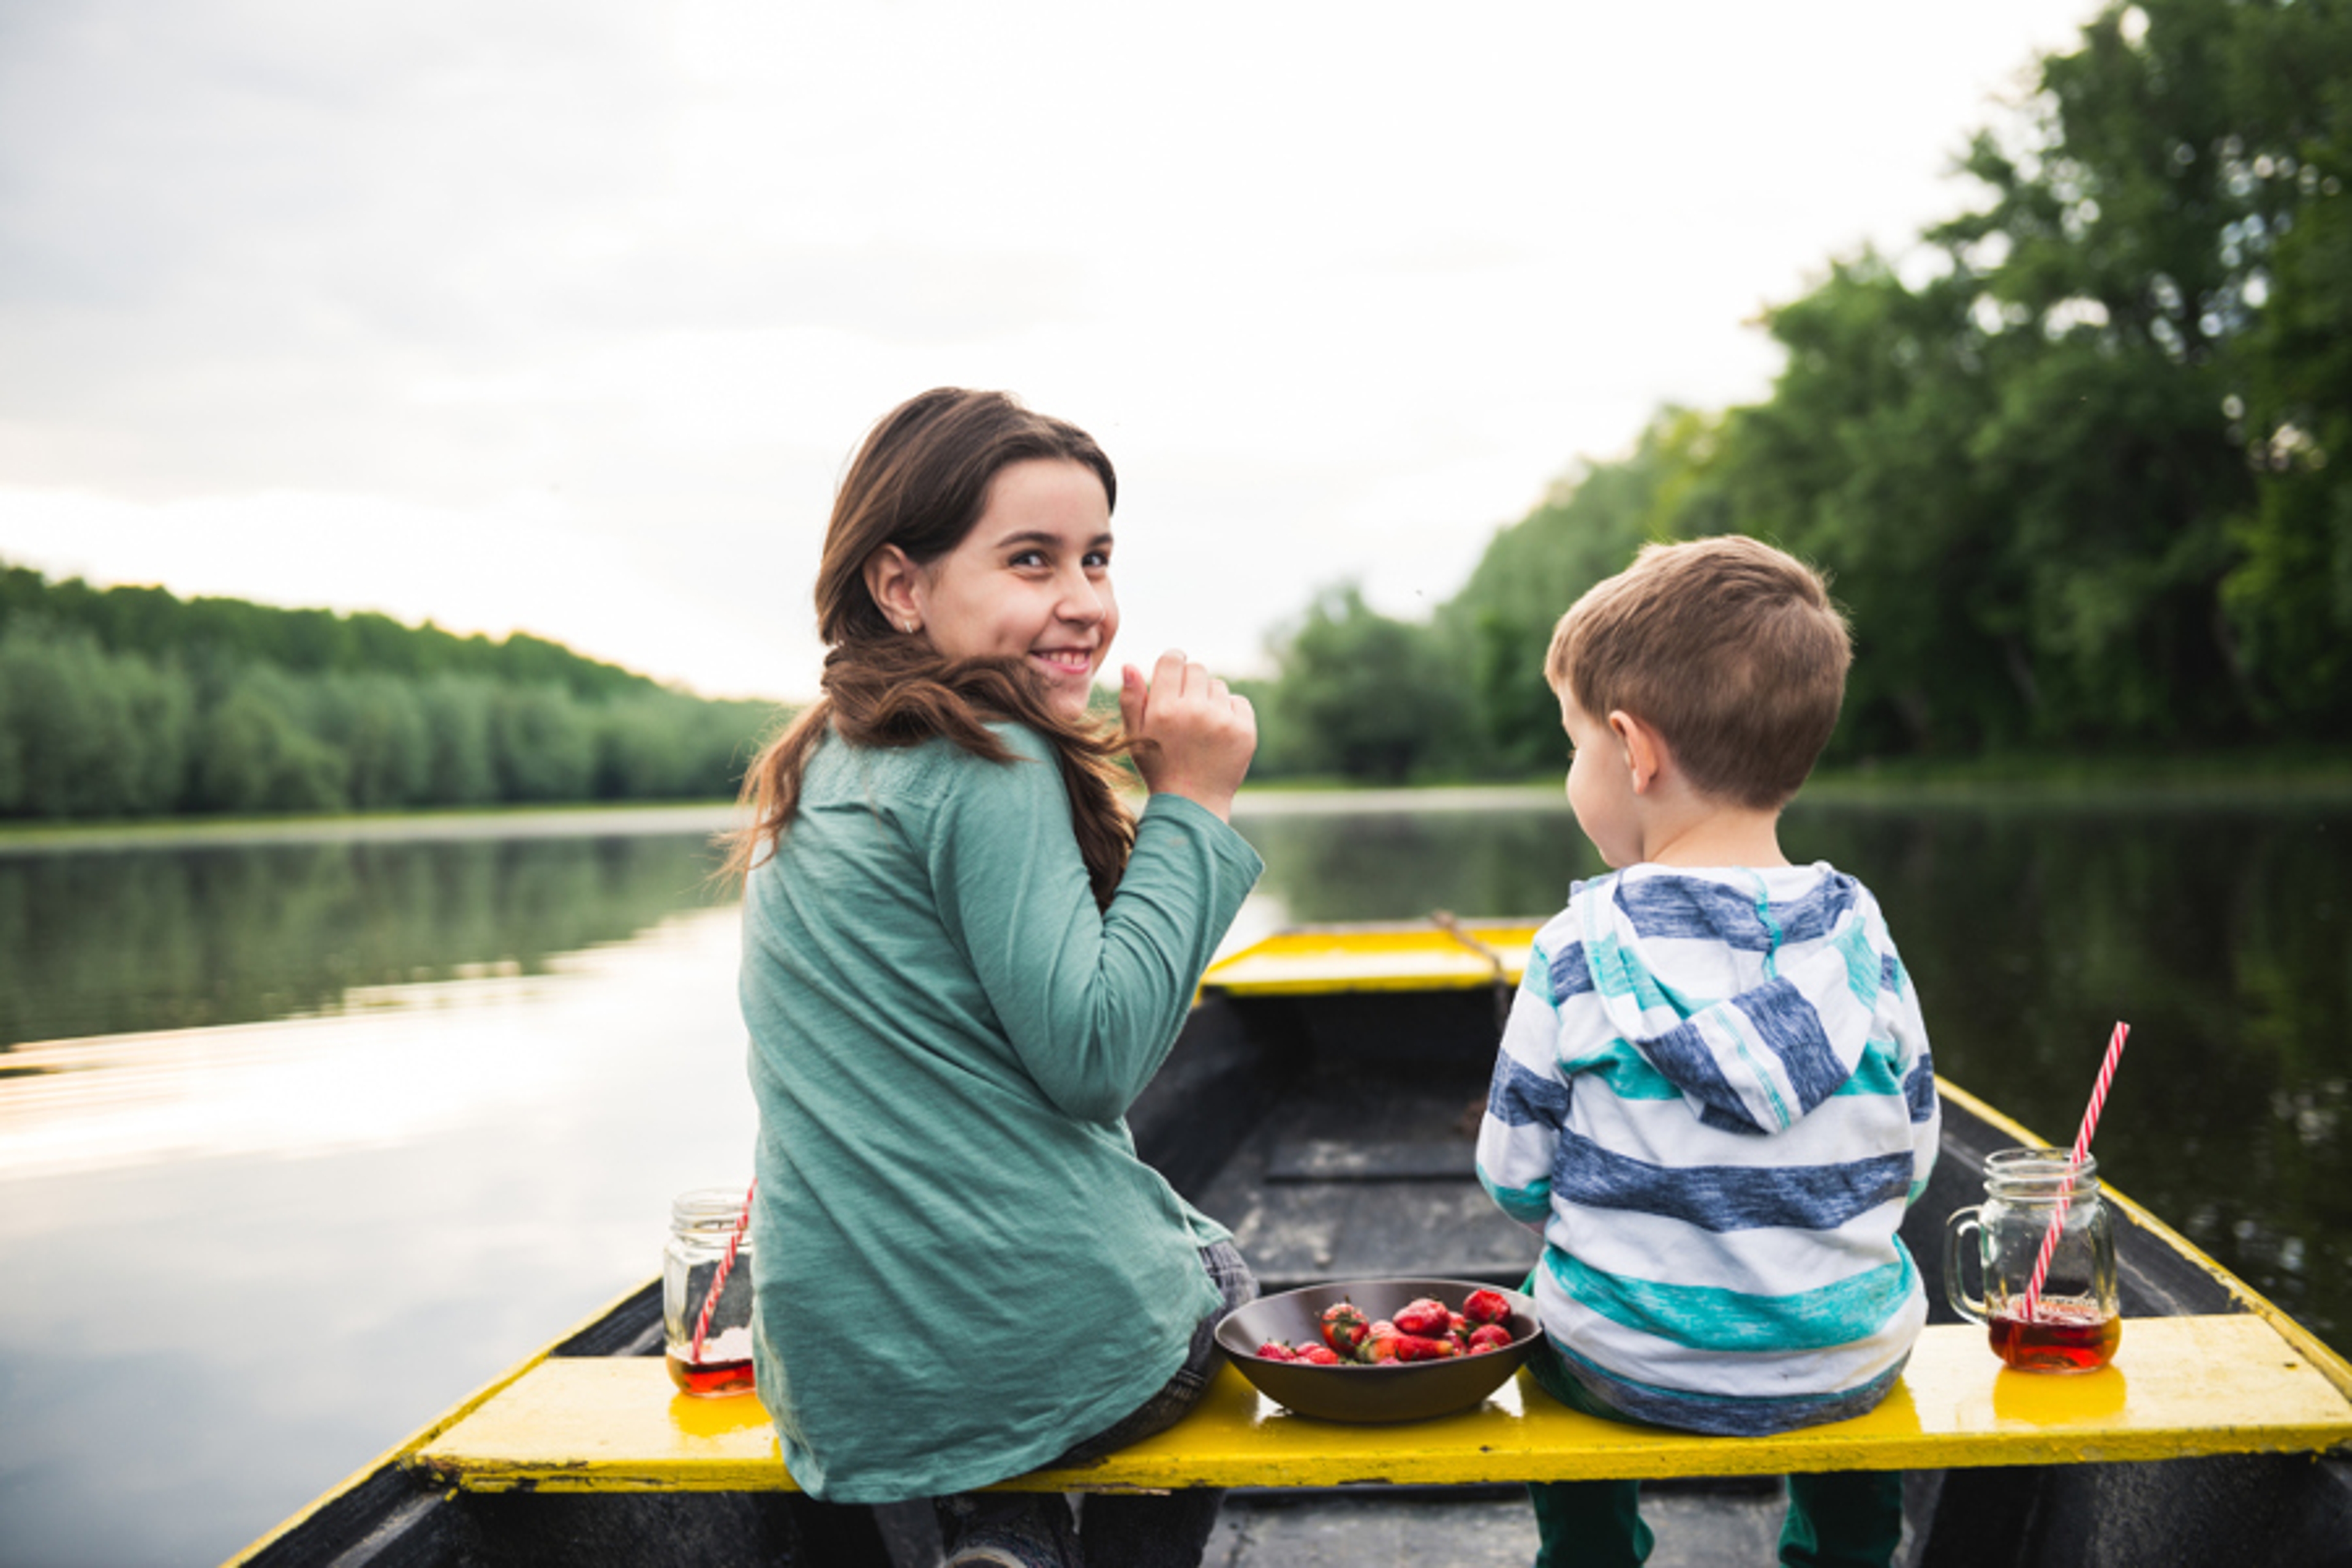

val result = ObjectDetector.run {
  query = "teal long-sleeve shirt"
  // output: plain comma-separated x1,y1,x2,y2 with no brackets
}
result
739,723,1263,1502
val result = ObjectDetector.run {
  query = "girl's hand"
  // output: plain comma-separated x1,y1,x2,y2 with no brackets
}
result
1118,650,1256,821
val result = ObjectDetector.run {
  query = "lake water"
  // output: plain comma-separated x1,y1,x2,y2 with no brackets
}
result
0,790,2345,1566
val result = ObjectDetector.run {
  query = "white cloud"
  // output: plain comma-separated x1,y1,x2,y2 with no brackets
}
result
0,0,2103,698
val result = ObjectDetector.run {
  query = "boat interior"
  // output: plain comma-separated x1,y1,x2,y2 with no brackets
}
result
233,930,2352,1568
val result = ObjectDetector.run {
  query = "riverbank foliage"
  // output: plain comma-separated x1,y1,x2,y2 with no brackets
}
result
0,565,777,820
1252,0,2352,782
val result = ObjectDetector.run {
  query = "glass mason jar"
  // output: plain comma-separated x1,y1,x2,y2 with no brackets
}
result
663,1186,758,1397
1944,1148,2120,1372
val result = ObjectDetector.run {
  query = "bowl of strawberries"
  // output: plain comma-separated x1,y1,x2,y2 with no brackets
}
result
1214,1276,1542,1423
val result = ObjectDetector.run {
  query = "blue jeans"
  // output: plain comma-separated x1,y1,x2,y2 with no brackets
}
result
935,1240,1257,1568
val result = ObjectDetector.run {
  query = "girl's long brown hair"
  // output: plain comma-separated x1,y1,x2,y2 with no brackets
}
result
723,389,1135,908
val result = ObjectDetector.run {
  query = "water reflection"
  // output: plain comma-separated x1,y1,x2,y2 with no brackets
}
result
1232,795,2352,1355
0,831,731,1048
0,796,2344,1566
0,902,755,1568
1234,790,1601,921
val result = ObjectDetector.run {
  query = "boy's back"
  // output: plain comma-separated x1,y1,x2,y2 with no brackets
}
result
1476,533,1932,1562
1476,858,1938,1435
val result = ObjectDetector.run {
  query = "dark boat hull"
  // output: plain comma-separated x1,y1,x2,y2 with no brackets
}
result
233,982,2352,1567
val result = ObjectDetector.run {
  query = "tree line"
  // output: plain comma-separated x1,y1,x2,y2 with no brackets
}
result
0,565,776,820
1250,0,2352,782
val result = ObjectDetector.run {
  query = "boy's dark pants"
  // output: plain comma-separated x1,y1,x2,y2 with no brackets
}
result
1521,1336,1905,1568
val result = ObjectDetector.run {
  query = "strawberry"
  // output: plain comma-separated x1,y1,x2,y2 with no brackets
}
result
1467,1323,1514,1355
1319,1302,1370,1357
1463,1288,1513,1327
1256,1340,1298,1362
1393,1297,1450,1337
1392,1333,1461,1362
1357,1322,1402,1363
1298,1345,1343,1365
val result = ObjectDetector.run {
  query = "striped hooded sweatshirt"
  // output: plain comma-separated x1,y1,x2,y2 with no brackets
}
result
1476,861,1939,1436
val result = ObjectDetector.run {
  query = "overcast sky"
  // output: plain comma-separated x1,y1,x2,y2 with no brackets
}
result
0,0,2106,701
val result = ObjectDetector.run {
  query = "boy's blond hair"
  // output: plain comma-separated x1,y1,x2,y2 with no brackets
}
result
1546,535,1850,810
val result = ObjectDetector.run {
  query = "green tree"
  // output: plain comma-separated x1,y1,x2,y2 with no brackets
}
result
1253,0,2352,769
1265,586,1457,782
311,673,432,809
1711,252,2028,756
491,685,596,802
117,649,193,814
416,675,501,806
0,558,660,698
1693,0,2351,754
2215,0,2352,726
1434,409,1720,773
0,559,775,818
192,668,347,814
595,695,710,799
1922,0,2267,742
0,625,187,818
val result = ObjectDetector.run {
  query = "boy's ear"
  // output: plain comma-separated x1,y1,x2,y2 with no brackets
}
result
864,546,923,631
1608,710,1667,795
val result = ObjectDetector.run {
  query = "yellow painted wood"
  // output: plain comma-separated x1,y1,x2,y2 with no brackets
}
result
1200,922,1540,996
410,1314,2352,1494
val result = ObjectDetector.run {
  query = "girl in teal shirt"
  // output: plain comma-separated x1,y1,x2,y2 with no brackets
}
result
727,388,1264,1568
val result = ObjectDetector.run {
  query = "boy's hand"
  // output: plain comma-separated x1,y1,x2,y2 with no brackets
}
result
1118,650,1256,822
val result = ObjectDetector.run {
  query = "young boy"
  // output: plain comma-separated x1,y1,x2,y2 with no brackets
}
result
1476,536,1939,1568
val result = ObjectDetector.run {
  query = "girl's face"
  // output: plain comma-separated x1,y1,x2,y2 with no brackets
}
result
907,458,1118,719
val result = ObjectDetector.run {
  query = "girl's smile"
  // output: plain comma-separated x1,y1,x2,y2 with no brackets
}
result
892,458,1118,718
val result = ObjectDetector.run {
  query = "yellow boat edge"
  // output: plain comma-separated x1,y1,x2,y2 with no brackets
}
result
219,1274,662,1567
228,921,2352,1556
1200,919,1540,995
408,1312,2352,1496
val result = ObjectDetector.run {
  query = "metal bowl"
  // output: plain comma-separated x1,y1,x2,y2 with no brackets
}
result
1215,1276,1542,1423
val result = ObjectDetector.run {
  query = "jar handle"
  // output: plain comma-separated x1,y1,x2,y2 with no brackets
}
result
1945,1206,1987,1324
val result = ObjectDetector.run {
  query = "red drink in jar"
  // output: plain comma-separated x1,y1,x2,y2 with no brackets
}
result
1947,1150,2122,1372
666,1352,757,1396
1988,1300,2120,1372
665,1188,760,1396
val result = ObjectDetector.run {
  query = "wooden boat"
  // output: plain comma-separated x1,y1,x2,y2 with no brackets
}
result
229,922,2352,1567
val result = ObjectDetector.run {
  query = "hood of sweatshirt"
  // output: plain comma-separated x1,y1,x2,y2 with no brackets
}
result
1572,862,1890,1137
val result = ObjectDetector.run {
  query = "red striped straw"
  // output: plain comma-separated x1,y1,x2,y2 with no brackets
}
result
689,1178,757,1363
2019,1022,2130,1322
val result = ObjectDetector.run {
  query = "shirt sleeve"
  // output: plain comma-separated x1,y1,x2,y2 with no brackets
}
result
1477,931,1572,1234
1890,956,1941,1207
1858,891,1940,1207
925,728,1264,1125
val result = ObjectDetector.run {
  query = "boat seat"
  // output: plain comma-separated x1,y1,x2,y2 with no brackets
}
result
411,1314,2352,1494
